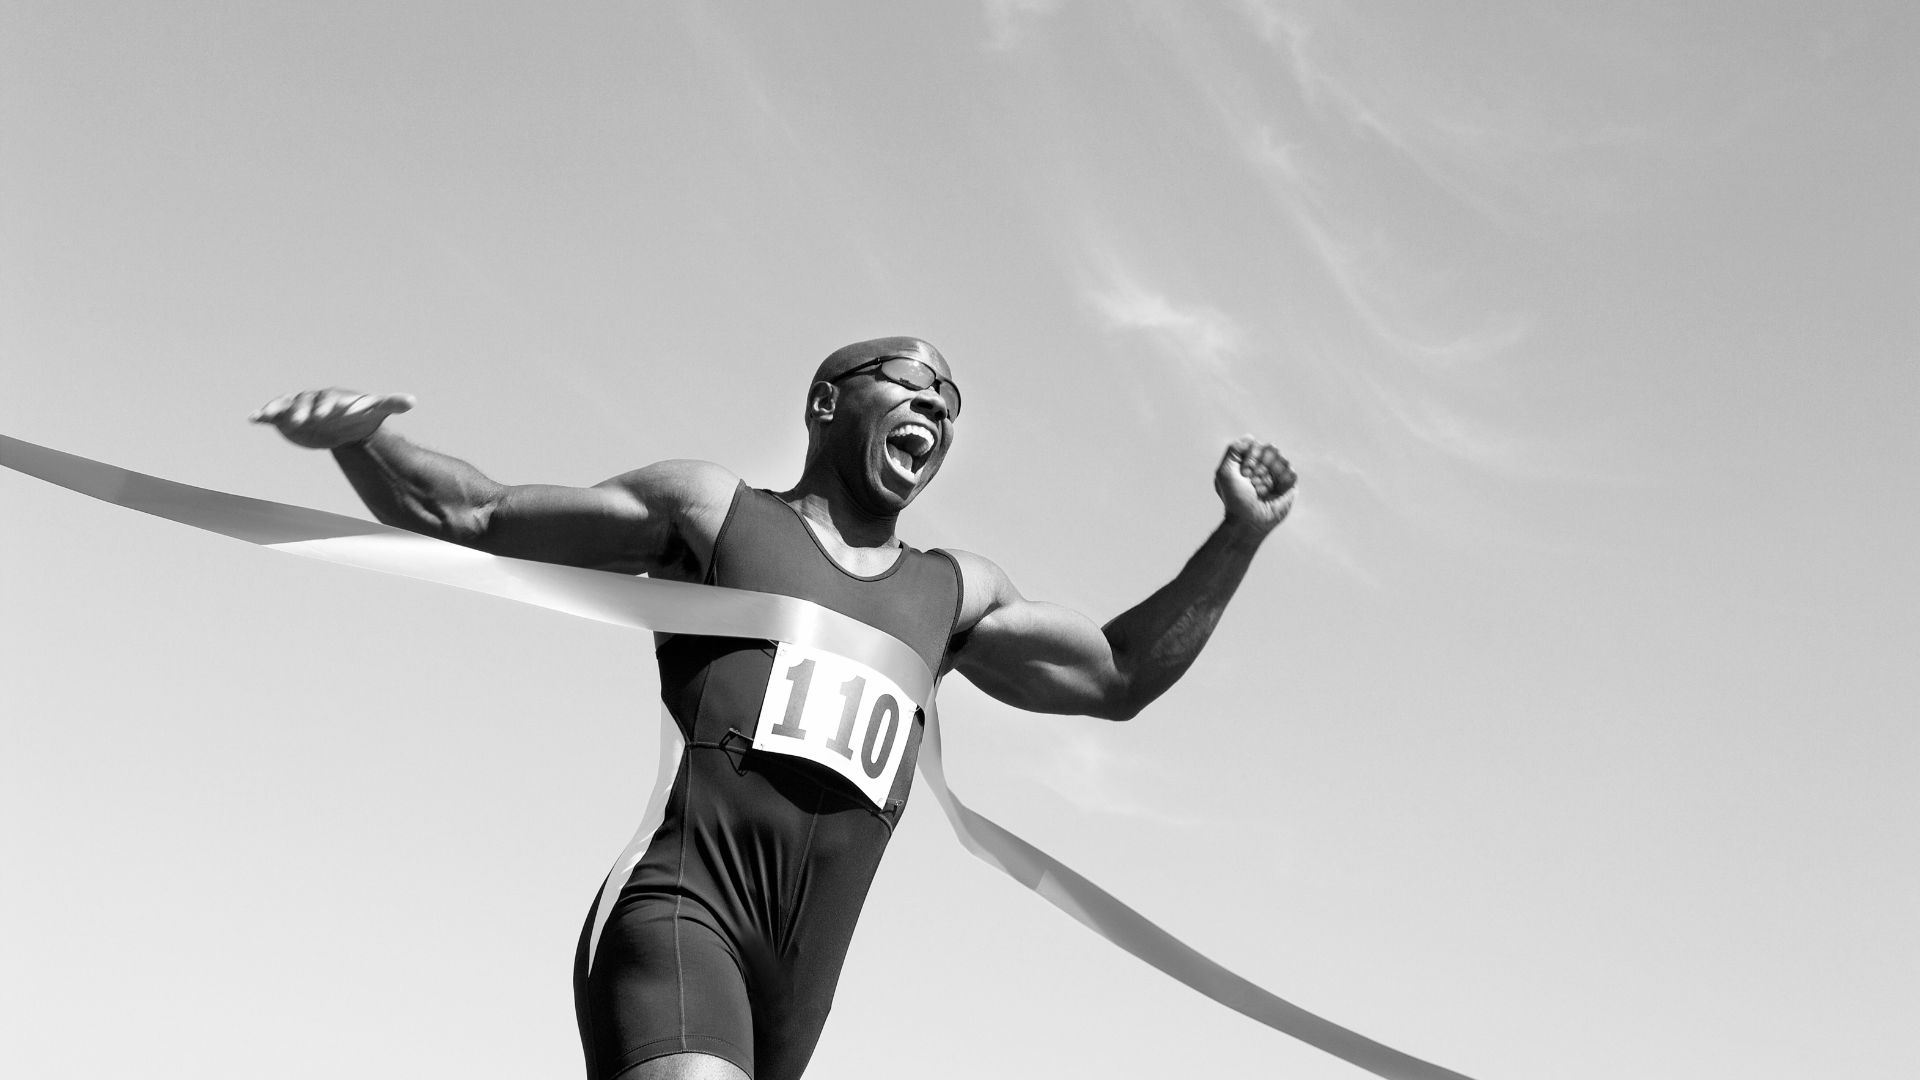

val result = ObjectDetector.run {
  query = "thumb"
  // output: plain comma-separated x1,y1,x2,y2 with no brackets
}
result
1216,434,1256,477
370,393,416,418
340,392,417,423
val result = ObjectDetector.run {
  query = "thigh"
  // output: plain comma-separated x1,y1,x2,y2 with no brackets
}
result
618,1052,749,1080
576,894,756,1080
747,908,863,1080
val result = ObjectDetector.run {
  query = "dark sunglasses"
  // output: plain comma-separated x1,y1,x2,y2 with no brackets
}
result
827,356,962,419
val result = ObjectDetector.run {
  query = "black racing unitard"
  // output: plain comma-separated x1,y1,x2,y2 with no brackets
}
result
573,485,962,1080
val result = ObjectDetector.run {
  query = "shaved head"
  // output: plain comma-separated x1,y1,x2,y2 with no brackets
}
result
811,336,949,386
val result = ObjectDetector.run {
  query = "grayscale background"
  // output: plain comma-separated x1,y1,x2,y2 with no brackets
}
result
3,3,1913,1078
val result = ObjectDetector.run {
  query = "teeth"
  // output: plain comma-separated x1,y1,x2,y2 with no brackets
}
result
888,424,935,456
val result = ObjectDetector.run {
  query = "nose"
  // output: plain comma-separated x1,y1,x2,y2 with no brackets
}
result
910,384,950,423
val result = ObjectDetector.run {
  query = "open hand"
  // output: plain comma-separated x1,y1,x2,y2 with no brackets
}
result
250,389,415,449
1214,435,1296,533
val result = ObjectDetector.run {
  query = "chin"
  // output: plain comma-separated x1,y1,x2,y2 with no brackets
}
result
863,456,930,513
850,469,912,517
875,480,920,513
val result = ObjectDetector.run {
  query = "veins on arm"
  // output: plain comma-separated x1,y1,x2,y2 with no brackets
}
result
332,429,503,543
483,459,733,574
332,431,731,575
1142,599,1225,667
1098,540,1252,716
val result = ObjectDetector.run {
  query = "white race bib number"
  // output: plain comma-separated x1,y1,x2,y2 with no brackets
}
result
753,641,921,810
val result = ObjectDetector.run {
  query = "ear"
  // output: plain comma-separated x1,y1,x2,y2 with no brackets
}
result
806,381,838,424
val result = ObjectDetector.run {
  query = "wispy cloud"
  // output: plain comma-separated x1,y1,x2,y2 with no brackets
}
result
1077,252,1267,443
982,0,1065,51
1086,271,1246,386
1233,0,1661,228
1241,124,1529,370
1235,0,1474,199
1234,0,1336,112
1035,4,1618,565
1231,126,1616,482
1126,4,1530,373
1353,368,1534,475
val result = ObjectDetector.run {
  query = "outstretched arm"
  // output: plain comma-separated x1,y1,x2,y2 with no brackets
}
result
250,388,733,575
949,437,1295,721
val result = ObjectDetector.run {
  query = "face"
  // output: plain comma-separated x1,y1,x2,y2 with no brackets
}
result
811,337,958,514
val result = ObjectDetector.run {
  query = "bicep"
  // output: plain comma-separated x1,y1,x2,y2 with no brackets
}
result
481,460,732,573
950,554,1128,718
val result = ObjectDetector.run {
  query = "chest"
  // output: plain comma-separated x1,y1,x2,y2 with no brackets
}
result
709,490,959,673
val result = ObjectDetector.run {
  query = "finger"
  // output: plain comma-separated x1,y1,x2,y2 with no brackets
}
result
1237,440,1271,483
286,390,316,428
337,392,380,420
339,392,414,424
249,392,297,423
1271,455,1297,495
369,392,416,419
1249,443,1296,496
1217,434,1260,478
310,390,347,424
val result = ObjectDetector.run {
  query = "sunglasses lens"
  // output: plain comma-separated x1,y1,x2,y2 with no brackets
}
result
877,358,931,389
880,359,961,418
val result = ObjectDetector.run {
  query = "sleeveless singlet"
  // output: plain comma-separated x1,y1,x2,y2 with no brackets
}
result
572,485,962,1080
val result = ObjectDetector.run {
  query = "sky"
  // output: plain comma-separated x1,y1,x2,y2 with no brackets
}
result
2,2,1915,1078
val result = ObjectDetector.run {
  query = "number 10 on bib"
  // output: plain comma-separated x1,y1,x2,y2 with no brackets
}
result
752,641,922,810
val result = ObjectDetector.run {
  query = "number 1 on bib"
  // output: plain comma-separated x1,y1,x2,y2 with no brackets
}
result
752,642,921,810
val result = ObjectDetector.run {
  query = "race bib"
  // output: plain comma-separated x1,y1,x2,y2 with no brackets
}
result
753,640,922,810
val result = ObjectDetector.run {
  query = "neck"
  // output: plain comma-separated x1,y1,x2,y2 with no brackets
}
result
779,467,900,550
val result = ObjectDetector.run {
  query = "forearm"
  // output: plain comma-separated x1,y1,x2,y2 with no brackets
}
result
330,428,504,543
1098,518,1267,718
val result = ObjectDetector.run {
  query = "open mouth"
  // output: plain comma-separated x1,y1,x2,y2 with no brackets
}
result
883,423,937,483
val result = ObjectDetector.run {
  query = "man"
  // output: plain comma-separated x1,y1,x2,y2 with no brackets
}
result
251,336,1296,1080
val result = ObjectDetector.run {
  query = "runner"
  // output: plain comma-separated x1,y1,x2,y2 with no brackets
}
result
251,335,1296,1080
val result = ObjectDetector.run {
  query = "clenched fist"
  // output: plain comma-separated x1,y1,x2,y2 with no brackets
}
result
250,389,416,449
1214,435,1296,533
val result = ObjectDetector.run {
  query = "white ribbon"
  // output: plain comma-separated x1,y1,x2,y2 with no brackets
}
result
2,433,1475,1080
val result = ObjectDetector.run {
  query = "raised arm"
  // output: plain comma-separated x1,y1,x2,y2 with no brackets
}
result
250,388,734,576
949,437,1295,721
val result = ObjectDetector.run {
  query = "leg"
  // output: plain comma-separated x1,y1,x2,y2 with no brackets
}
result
576,893,756,1080
620,1052,750,1080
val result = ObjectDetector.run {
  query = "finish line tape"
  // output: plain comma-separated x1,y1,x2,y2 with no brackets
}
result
2,433,1473,1080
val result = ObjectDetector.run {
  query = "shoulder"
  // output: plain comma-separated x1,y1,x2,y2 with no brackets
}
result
940,547,1021,634
594,460,740,572
595,459,738,518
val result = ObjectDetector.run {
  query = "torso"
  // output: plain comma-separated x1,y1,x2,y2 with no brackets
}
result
578,483,963,1074
656,482,962,812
